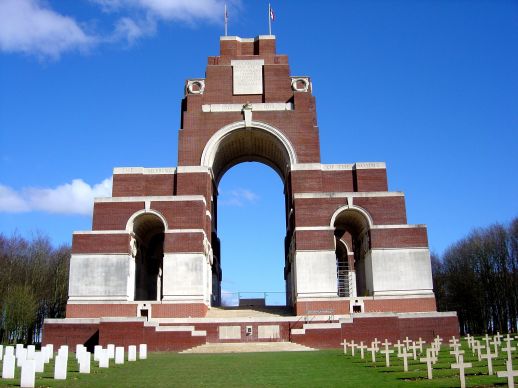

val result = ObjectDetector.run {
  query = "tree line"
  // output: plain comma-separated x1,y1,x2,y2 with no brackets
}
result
0,233,70,344
432,217,518,335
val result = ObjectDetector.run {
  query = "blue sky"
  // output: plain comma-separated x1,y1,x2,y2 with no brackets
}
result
1,0,517,297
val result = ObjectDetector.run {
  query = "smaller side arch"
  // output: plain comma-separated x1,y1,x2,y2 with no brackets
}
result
126,209,169,232
329,205,374,229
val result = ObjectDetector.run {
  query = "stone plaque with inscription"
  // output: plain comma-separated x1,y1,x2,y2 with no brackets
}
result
231,59,264,95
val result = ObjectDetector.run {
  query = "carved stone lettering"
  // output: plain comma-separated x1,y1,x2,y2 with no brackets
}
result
231,60,264,95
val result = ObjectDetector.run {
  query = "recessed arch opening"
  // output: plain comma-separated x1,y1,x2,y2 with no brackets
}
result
203,122,296,309
131,213,165,301
333,207,372,297
201,121,297,185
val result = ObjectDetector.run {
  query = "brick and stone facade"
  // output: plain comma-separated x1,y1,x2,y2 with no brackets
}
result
43,35,459,349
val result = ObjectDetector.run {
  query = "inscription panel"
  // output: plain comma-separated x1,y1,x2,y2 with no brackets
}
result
231,60,264,95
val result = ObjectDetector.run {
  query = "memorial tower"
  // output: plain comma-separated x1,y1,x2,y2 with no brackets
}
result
44,36,459,350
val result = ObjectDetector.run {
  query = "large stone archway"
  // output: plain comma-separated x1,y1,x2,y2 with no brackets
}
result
64,34,439,320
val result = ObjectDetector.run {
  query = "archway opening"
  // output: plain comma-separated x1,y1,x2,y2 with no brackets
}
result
132,213,165,301
333,209,371,297
216,162,287,307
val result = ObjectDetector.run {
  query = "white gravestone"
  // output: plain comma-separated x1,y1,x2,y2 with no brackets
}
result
139,344,147,360
42,346,52,363
99,350,109,368
34,352,45,373
17,348,27,367
107,344,115,359
2,353,16,379
16,344,24,358
26,345,35,360
128,346,137,362
20,359,35,388
115,347,125,365
58,345,68,358
94,345,102,362
231,60,264,95
5,346,14,357
79,352,91,374
54,354,67,380
44,344,54,360
0,344,3,361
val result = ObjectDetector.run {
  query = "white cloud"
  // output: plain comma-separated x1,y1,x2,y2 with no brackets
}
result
92,0,225,23
0,178,112,215
219,188,259,207
0,0,96,59
111,16,156,44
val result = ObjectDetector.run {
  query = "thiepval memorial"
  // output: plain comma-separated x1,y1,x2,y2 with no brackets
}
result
44,35,459,350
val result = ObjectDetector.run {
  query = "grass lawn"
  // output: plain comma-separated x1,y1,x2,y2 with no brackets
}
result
0,342,516,387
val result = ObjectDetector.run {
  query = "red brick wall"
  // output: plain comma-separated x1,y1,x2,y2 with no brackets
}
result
152,303,208,318
151,201,205,230
295,230,334,251
370,227,428,249
66,303,138,318
164,232,204,253
354,196,407,225
112,174,174,197
355,168,388,192
92,202,144,230
364,297,437,313
42,323,99,349
295,300,350,316
72,233,129,254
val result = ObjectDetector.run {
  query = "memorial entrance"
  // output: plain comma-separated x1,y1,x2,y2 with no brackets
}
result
43,35,459,350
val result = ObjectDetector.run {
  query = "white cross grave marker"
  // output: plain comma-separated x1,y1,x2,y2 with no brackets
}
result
480,346,497,375
399,349,412,372
357,342,367,360
451,354,472,388
340,340,349,355
450,347,465,364
367,345,377,363
497,360,518,388
380,340,394,367
502,336,516,363
403,337,413,349
350,340,357,357
420,348,435,380
394,340,405,357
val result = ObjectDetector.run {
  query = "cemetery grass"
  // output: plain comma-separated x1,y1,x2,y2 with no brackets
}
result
0,346,516,387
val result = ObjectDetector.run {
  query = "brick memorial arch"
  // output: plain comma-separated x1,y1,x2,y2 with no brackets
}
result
43,36,459,350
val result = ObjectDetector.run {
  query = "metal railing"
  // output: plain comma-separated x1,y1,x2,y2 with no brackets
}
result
220,291,287,307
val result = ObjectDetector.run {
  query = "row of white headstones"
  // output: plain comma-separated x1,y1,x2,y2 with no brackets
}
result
0,343,148,388
341,333,518,388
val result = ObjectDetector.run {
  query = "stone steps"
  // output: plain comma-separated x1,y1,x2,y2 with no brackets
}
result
181,341,315,354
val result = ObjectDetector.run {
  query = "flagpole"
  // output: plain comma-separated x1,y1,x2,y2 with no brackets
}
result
268,3,272,35
224,3,228,36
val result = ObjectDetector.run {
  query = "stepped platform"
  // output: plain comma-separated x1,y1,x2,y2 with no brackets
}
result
43,309,459,353
181,341,315,354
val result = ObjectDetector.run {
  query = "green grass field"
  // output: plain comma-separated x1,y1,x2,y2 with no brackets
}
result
1,341,516,387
